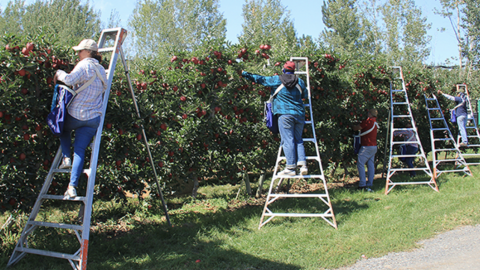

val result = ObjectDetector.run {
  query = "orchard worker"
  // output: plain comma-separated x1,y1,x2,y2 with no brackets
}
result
353,109,378,192
53,39,107,198
393,122,418,177
438,88,469,147
241,61,308,176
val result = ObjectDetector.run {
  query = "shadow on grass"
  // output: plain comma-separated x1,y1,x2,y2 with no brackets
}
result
3,201,302,270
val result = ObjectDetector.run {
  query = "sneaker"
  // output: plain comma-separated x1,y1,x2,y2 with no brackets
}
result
459,142,468,148
59,157,72,169
277,168,296,176
300,166,308,175
357,186,373,192
64,187,77,199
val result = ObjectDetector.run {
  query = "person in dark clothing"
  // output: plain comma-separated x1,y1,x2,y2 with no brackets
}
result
241,61,308,176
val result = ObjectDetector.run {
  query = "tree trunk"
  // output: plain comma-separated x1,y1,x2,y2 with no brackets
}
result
256,170,266,198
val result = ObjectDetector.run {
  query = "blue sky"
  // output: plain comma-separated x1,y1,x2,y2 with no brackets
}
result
6,0,459,64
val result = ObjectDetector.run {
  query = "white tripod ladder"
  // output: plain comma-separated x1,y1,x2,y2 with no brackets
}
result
8,28,170,270
424,94,471,178
454,84,480,165
385,66,437,194
258,57,337,229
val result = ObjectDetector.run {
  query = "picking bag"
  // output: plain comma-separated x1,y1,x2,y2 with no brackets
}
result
46,84,77,136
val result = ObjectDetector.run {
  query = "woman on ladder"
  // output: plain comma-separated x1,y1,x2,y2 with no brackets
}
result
54,39,107,198
438,88,469,148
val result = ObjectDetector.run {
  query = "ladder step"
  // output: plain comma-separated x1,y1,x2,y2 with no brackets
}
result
390,167,430,171
98,47,115,53
392,154,424,158
436,159,464,162
303,138,316,143
392,90,405,92
391,141,419,145
392,102,409,105
428,108,442,111
430,118,444,121
274,175,324,179
28,221,84,231
294,72,308,75
305,120,312,125
433,138,452,141
433,149,459,152
41,194,87,202
267,194,329,198
392,128,415,131
392,115,411,118
15,247,80,261
432,128,448,131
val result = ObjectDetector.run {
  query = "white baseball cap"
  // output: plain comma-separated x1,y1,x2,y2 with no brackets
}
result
72,39,98,51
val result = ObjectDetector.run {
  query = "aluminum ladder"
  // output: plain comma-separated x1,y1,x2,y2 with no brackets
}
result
424,94,471,178
258,57,337,229
454,84,480,165
385,66,437,194
8,28,170,270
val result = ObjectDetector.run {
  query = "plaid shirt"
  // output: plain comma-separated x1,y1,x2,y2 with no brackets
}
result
242,71,307,116
56,58,107,121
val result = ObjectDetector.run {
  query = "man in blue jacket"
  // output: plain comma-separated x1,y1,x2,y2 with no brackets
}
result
242,61,308,176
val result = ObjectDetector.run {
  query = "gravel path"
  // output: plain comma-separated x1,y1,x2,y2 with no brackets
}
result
337,224,480,270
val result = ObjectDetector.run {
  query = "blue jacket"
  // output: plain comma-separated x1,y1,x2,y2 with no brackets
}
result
242,71,307,117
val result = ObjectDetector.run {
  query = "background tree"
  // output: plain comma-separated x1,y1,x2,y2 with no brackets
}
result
319,0,363,57
128,0,226,62
379,0,431,65
0,0,101,47
460,0,480,76
436,0,466,67
238,0,297,56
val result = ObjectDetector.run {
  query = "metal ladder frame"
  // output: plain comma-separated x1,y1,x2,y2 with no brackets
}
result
454,84,480,165
385,66,437,194
424,94,471,178
8,28,170,270
258,57,337,229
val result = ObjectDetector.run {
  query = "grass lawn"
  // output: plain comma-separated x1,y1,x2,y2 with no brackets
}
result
1,164,480,270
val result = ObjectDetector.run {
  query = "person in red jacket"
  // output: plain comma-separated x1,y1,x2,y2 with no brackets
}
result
353,109,378,192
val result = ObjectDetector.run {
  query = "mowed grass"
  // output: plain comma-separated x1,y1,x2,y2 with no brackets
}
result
2,165,480,270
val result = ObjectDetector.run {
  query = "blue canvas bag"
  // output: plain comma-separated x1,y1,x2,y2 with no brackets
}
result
47,84,77,136
450,109,456,123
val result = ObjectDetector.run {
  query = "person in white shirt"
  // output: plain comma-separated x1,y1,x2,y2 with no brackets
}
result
54,39,107,198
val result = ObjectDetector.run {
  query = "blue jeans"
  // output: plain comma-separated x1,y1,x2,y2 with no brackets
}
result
60,113,100,187
457,115,468,144
278,114,306,169
401,145,418,176
357,146,377,187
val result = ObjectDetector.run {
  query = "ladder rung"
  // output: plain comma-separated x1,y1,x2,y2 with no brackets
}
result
28,221,84,231
433,138,452,141
432,128,448,131
305,120,313,125
389,167,430,171
428,108,441,111
391,90,405,92
392,102,409,105
303,138,316,143
294,72,308,75
430,118,444,121
392,115,411,118
15,247,80,261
